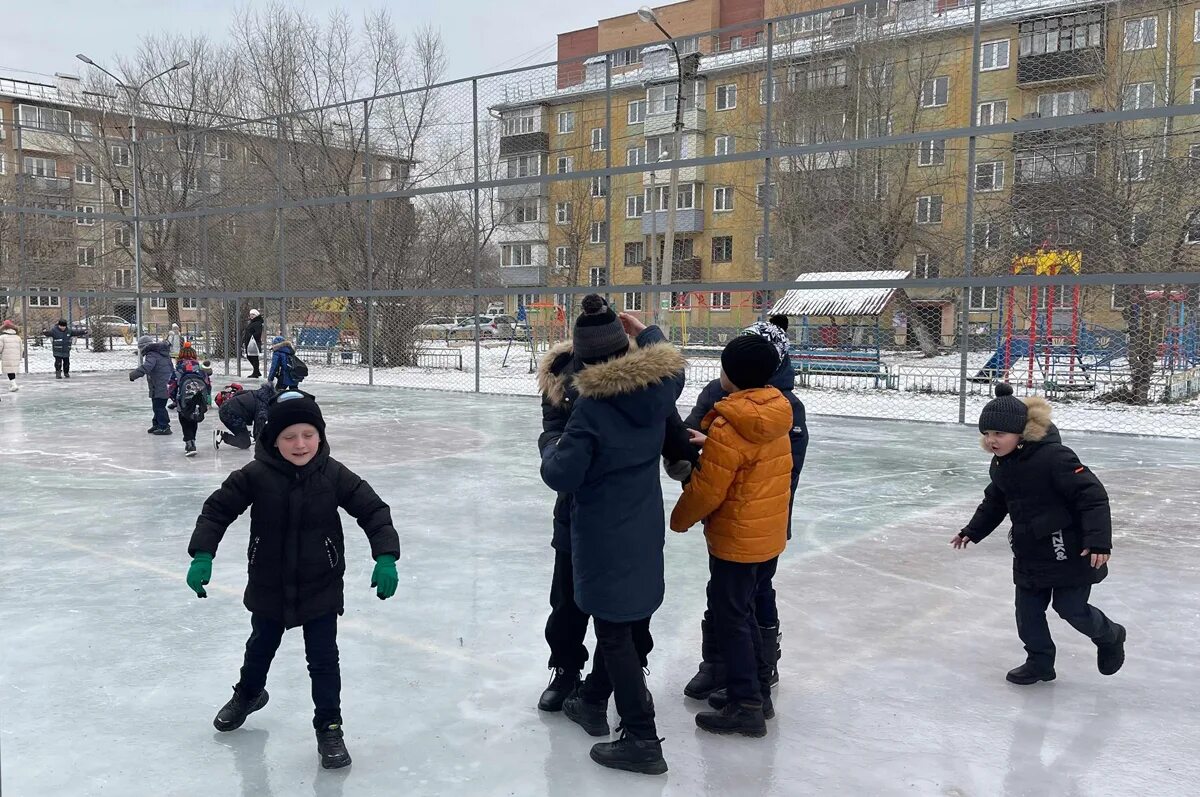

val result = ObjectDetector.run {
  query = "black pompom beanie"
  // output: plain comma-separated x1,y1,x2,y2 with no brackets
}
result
573,294,629,364
978,383,1028,434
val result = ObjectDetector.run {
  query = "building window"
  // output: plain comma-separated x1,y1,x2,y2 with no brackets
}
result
916,195,944,224
865,115,892,139
501,244,533,266
1121,82,1156,111
1111,285,1127,310
713,186,734,212
624,292,643,311
755,235,772,259
975,161,1005,192
803,62,848,90
1015,143,1096,183
759,78,781,104
1192,77,1200,105
589,267,607,287
75,205,95,226
1123,149,1152,182
1187,215,1200,244
150,297,168,310
113,188,132,208
503,109,537,136
75,164,94,184
969,287,999,311
714,135,733,157
977,99,1008,127
756,183,776,207
1019,11,1102,57
114,269,134,289
76,246,96,267
730,35,744,50
918,139,946,167
29,287,62,307
671,292,690,310
1190,143,1200,170
114,227,131,247
710,292,732,311
612,47,642,67
974,222,1002,251
647,80,706,115
591,128,606,151
624,242,645,265
865,63,893,89
505,154,541,178
627,146,645,167
716,83,737,110
15,104,71,133
555,202,572,225
626,194,645,218
590,221,607,244
23,157,56,177
913,253,939,279
712,236,733,262
1037,90,1089,117
921,76,949,108
555,247,574,268
0,153,5,175
590,176,608,197
646,183,700,212
111,145,130,167
503,198,541,223
645,135,674,162
627,100,646,125
980,40,1010,71
556,156,573,174
1124,17,1157,51
557,111,575,134
182,297,199,310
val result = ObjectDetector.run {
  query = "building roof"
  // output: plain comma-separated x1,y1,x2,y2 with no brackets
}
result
770,270,909,318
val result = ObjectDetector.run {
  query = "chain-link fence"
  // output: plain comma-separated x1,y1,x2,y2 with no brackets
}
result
3,0,1199,437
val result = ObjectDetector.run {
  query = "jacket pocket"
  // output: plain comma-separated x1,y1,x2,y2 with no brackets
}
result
323,537,340,570
248,535,261,566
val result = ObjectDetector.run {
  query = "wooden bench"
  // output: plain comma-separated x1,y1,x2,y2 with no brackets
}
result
789,348,894,388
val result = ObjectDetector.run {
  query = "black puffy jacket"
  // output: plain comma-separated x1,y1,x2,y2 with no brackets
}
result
962,409,1112,589
43,326,80,358
188,441,400,627
219,384,274,435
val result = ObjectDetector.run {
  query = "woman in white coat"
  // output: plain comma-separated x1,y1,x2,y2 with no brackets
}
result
0,319,22,392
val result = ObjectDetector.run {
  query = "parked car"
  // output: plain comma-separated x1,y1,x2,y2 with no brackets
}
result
413,316,460,339
75,315,136,336
448,315,499,340
493,315,529,340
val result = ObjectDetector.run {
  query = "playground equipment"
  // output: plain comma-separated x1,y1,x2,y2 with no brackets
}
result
517,302,566,372
1152,289,1200,373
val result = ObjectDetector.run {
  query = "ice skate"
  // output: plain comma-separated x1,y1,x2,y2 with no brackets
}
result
213,429,222,450
185,440,197,457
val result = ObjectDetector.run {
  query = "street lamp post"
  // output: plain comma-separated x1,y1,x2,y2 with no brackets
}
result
76,54,190,335
638,6,686,338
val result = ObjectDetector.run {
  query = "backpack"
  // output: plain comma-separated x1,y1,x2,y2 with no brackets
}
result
176,364,210,422
284,351,308,381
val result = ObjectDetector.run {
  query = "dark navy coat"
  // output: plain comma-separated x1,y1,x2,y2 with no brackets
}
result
43,326,80,358
130,342,174,399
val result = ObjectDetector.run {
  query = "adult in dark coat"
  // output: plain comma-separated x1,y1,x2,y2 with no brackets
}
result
679,317,809,700
129,336,175,433
535,320,694,713
540,296,685,776
42,319,82,378
956,385,1125,684
187,392,400,766
217,384,275,449
241,309,265,378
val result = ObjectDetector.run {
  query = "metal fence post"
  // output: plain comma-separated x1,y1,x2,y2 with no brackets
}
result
15,117,29,373
276,118,287,338
959,0,984,424
363,99,375,386
473,79,482,393
762,21,775,322
604,58,613,303
234,297,242,377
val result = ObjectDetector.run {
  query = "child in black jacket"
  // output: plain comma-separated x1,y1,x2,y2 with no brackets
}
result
186,391,400,769
952,384,1126,685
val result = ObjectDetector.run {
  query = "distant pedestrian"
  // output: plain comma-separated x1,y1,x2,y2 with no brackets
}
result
43,319,83,379
166,323,183,359
241,309,264,378
1,320,22,392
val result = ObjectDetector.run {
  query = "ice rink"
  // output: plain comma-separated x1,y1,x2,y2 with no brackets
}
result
1,373,1198,796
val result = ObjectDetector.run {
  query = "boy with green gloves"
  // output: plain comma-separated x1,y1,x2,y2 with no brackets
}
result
186,391,400,770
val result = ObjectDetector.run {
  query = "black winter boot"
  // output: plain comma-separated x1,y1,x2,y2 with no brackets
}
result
589,731,667,775
683,620,725,700
706,688,774,719
562,689,610,737
213,688,269,732
1006,662,1056,685
538,668,580,712
1097,624,1126,676
760,624,781,687
695,700,768,738
316,721,352,769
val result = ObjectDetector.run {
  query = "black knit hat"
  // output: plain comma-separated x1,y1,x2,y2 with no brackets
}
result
262,390,326,448
978,384,1027,434
722,334,780,390
56,319,68,327
574,294,628,364
768,314,789,332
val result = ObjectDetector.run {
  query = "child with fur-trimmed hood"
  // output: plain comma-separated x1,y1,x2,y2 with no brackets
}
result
952,384,1126,685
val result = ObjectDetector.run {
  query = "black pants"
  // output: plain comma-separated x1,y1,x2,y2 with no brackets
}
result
1015,585,1120,671
5,373,14,381
709,555,779,702
246,355,260,378
580,617,656,740
222,427,254,449
54,356,70,376
179,415,199,442
236,613,341,729
545,547,589,672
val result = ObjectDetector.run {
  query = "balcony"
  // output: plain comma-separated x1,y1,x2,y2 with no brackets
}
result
1012,123,1102,150
640,256,701,283
641,163,705,187
497,179,549,201
499,131,550,157
18,174,72,194
494,221,548,243
641,208,704,236
499,265,543,288
1017,48,1104,87
1011,177,1100,211
644,108,707,138
18,129,75,156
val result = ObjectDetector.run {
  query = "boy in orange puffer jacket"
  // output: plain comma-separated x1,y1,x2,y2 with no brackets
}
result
670,334,793,738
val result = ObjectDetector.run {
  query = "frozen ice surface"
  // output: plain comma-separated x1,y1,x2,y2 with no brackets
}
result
1,373,1198,796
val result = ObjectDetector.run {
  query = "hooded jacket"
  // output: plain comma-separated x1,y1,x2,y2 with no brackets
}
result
962,397,1112,589
671,387,794,563
219,384,275,435
540,330,687,622
188,440,401,628
130,342,174,399
43,325,80,358
241,315,264,354
537,325,694,551
267,340,299,386
0,327,21,373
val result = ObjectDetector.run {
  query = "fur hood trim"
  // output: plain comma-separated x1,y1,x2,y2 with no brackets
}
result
573,341,686,400
537,340,575,407
272,339,294,351
1022,396,1052,442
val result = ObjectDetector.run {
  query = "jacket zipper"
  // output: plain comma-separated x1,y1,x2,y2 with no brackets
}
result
325,537,339,569
249,536,260,565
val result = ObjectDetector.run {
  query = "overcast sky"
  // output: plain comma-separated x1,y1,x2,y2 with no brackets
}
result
0,0,642,86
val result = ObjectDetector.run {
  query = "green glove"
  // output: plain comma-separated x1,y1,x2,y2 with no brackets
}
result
370,555,398,600
187,552,213,598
